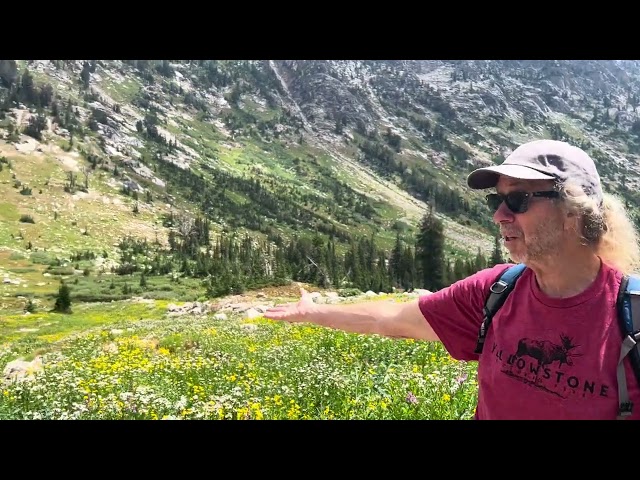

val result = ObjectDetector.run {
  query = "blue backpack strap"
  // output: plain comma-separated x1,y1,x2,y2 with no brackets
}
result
475,263,527,354
615,274,640,419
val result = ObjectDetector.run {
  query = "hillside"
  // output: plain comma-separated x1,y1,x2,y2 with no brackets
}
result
2,59,640,315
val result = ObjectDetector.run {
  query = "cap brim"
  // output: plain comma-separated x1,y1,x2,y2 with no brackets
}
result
467,164,556,189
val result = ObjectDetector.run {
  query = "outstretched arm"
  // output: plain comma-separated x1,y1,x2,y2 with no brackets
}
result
263,288,440,341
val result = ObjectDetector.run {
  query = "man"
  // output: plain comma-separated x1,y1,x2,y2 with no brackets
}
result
264,139,640,420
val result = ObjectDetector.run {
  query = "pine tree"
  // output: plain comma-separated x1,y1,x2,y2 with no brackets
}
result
389,232,404,287
400,246,416,291
490,235,504,266
415,204,446,291
453,258,466,282
474,247,487,273
53,282,72,313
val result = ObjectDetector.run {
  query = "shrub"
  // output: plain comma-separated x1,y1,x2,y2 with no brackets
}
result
53,283,72,313
338,288,362,297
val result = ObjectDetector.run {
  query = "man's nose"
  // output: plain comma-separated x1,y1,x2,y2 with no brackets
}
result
493,201,515,224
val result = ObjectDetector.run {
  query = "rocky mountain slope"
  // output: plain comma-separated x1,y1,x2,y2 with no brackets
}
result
2,59,640,272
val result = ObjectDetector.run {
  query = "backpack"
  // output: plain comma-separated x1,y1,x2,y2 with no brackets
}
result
474,263,640,420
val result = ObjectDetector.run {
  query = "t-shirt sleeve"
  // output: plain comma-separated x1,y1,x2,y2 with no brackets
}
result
418,263,513,361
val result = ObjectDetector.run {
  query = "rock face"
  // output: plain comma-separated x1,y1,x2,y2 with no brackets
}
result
13,60,640,185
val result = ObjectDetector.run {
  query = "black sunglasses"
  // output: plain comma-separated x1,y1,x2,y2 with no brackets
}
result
486,190,560,214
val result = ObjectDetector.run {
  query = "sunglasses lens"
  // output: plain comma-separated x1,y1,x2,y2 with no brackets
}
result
505,192,527,213
486,194,503,211
487,192,529,213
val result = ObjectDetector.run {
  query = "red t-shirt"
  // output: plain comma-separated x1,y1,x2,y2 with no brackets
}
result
418,261,640,420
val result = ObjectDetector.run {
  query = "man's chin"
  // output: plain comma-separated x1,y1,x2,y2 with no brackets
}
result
505,249,525,264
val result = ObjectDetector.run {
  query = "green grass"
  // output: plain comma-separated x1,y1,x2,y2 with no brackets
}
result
217,142,246,170
68,272,208,303
240,98,281,122
0,199,20,221
0,142,171,260
1,259,210,315
179,116,228,147
99,77,142,104
0,299,170,353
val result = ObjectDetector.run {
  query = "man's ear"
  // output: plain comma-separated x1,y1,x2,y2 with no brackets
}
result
563,208,580,232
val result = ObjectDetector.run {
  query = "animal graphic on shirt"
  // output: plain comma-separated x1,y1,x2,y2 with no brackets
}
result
514,334,583,368
495,333,602,399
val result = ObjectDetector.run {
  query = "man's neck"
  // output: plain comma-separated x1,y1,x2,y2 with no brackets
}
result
528,250,602,299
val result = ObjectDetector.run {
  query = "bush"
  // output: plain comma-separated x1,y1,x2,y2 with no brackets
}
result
137,291,178,300
19,214,35,224
72,294,129,303
24,298,36,313
47,266,75,276
53,283,72,313
338,288,362,297
30,251,58,265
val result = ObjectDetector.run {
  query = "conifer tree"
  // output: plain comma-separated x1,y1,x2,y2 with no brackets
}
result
490,235,504,266
53,282,72,313
415,203,446,291
389,232,404,287
401,246,416,291
474,247,487,272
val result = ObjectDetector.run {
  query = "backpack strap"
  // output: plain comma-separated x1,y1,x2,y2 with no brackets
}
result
616,274,640,419
475,263,527,354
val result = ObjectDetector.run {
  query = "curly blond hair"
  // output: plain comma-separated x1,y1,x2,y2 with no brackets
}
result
560,181,640,275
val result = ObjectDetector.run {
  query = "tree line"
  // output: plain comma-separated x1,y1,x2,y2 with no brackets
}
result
111,205,504,298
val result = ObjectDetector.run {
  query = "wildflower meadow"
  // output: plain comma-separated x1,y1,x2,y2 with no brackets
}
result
0,298,479,420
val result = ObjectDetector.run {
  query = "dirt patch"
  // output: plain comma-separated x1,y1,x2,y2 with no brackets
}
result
100,195,123,205
0,137,79,174
256,283,322,299
71,190,102,202
55,153,80,172
14,137,39,154
202,284,311,309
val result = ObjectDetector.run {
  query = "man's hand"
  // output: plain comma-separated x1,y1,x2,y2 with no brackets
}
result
263,288,318,323
263,287,439,341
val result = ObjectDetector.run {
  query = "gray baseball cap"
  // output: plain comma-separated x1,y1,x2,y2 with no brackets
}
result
467,139,603,204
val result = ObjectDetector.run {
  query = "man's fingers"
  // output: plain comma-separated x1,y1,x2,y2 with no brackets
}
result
264,305,288,314
264,309,299,321
264,307,284,314
264,304,297,316
264,288,309,321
